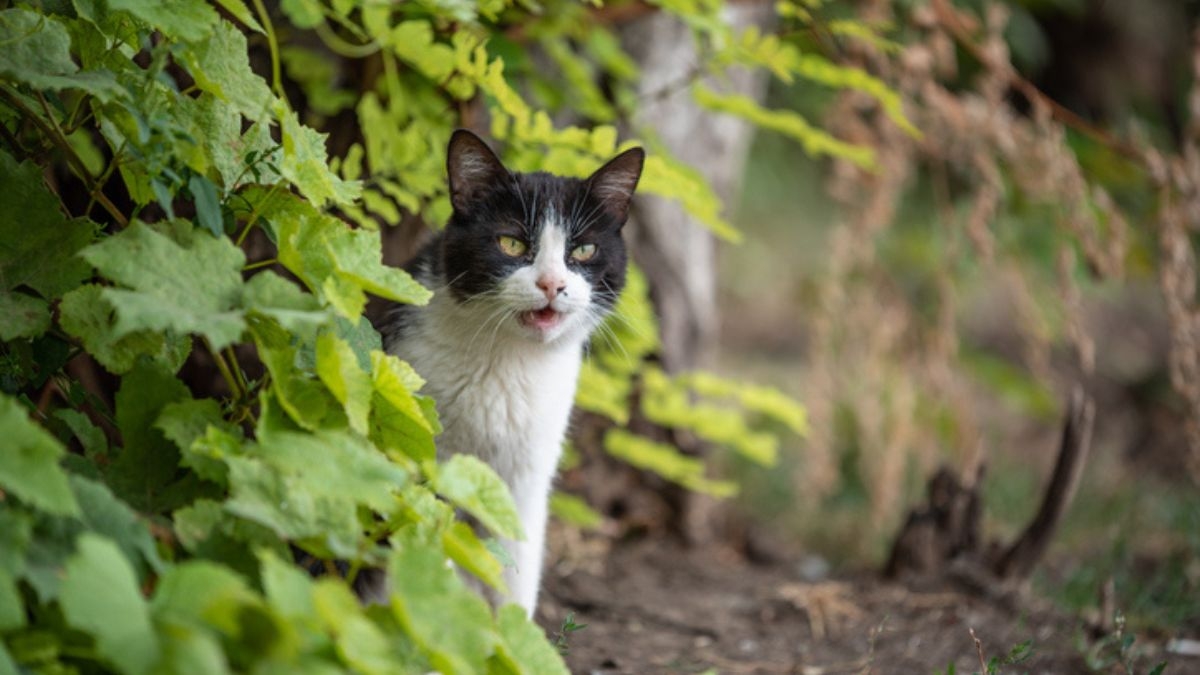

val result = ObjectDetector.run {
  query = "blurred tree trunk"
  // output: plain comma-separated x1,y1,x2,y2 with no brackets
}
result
622,5,774,372
612,5,775,542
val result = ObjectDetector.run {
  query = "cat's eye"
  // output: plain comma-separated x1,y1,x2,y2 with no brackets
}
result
571,243,597,262
497,235,528,257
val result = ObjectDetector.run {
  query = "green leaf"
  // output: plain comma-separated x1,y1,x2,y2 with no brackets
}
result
250,319,341,431
441,521,506,592
175,22,274,121
155,398,239,457
152,561,257,636
433,455,523,540
0,568,25,631
280,0,324,28
189,173,224,236
60,534,161,675
70,475,164,578
59,284,192,374
241,272,329,335
603,429,737,498
312,580,407,674
549,492,603,530
254,429,409,515
53,409,108,458
0,151,96,298
370,351,438,462
213,0,265,33
80,222,247,351
0,9,124,100
315,333,373,435
279,109,361,207
223,430,407,555
693,84,876,170
0,291,49,340
0,395,80,516
388,544,497,674
108,361,192,511
0,644,16,675
108,0,219,42
0,508,33,576
491,604,570,675
324,228,432,306
258,549,316,620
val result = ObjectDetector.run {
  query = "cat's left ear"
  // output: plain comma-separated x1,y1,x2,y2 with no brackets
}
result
586,147,644,224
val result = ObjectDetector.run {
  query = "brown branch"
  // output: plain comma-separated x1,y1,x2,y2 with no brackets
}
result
930,0,1146,163
994,386,1095,580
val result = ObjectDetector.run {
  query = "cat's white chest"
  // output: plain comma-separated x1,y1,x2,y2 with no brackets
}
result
420,341,581,487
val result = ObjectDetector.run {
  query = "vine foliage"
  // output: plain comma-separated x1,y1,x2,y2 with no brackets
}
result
0,0,901,671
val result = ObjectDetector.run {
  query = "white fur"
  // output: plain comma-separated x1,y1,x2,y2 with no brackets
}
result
387,215,600,616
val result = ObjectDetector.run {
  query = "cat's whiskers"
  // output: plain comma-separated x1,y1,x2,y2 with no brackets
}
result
571,197,609,238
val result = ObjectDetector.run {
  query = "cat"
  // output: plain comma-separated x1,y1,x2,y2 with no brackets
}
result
380,129,644,616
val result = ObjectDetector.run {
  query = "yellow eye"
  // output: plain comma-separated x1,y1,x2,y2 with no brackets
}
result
497,235,528,257
571,243,597,262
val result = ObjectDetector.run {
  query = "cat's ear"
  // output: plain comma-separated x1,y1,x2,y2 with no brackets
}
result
586,147,644,224
447,129,510,212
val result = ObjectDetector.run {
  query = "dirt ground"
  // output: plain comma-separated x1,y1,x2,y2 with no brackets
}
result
535,535,1179,674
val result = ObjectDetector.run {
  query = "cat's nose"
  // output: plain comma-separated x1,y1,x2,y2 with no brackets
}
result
536,274,567,300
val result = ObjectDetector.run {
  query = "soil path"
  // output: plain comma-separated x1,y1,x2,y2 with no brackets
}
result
537,538,1094,674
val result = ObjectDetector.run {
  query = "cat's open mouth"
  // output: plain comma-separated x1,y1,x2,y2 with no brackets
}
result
519,306,563,331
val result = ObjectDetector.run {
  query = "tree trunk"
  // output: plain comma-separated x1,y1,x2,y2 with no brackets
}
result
622,5,775,371
617,5,775,541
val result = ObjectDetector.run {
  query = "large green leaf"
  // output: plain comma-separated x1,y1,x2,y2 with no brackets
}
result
0,395,80,517
490,604,570,675
388,544,497,675
222,429,407,556
59,284,192,374
80,222,247,351
108,0,219,42
271,194,429,317
315,333,373,435
0,9,124,99
0,291,49,340
433,455,523,541
0,151,95,299
151,561,257,636
0,568,24,631
278,109,361,207
441,521,506,593
108,361,193,512
60,534,161,675
370,351,438,462
242,272,330,335
70,475,165,578
175,22,274,121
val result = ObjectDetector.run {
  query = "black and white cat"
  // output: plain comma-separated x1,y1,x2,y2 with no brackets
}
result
382,130,644,615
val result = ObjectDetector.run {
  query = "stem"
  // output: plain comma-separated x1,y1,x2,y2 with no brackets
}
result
242,258,277,272
205,338,245,401
316,21,380,59
250,0,287,103
234,183,279,247
0,86,128,226
223,346,249,396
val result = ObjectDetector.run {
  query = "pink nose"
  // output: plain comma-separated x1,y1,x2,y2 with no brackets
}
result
536,274,566,300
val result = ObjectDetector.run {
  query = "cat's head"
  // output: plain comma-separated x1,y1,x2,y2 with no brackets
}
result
437,129,643,346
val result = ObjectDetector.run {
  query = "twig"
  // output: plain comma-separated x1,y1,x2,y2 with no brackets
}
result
0,86,128,226
994,386,1095,579
969,627,988,674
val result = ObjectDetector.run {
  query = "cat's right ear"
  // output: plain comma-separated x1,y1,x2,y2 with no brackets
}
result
447,129,509,212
